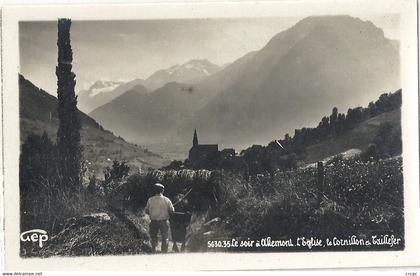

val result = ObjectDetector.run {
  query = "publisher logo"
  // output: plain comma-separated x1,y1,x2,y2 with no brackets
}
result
20,229,49,248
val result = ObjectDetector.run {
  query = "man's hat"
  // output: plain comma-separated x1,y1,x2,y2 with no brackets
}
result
154,183,164,189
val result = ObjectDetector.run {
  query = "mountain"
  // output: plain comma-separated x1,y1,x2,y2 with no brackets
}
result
77,79,148,113
174,15,400,146
90,82,202,146
19,75,168,175
78,59,219,113
143,59,221,91
89,15,400,156
89,51,258,150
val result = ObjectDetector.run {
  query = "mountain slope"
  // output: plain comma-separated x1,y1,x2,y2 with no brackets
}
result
90,82,201,145
78,59,220,113
143,59,220,91
89,15,400,155
180,15,399,146
19,75,168,175
77,79,148,113
88,50,260,148
303,108,401,164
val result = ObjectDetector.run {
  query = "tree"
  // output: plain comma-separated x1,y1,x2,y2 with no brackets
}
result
361,143,379,162
56,19,82,190
329,107,338,136
20,132,59,231
373,122,402,158
104,160,130,183
103,160,130,195
336,113,346,134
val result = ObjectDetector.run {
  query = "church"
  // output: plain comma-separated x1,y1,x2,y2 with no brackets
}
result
188,129,235,167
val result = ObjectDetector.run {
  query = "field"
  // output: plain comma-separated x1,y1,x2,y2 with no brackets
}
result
91,155,404,253
20,153,403,256
304,109,400,164
210,156,404,252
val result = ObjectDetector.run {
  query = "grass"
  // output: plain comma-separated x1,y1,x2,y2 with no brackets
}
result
20,117,168,178
210,156,404,252
304,109,400,163
105,156,403,253
20,155,403,255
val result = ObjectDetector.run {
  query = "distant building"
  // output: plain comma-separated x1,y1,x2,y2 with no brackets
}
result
220,148,235,159
188,129,219,166
187,129,236,168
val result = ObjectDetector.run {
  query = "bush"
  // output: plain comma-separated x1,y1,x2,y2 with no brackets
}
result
360,144,379,162
107,169,217,212
216,157,404,247
20,132,101,236
103,160,130,196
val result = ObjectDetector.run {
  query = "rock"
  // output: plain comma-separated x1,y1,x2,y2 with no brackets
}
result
83,212,111,223
203,217,221,227
203,231,214,236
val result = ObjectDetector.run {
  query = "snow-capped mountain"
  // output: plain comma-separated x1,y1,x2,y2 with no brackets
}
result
78,60,220,113
90,15,400,149
86,80,124,97
144,59,221,91
77,80,126,113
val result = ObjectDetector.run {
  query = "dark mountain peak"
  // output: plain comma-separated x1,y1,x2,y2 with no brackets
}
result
110,88,143,103
295,15,370,28
90,80,107,89
266,15,386,50
77,78,148,113
125,83,149,95
184,58,218,67
297,15,385,39
89,15,399,151
160,81,183,90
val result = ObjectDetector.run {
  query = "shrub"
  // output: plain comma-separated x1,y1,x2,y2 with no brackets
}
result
216,157,403,246
107,169,216,212
20,132,102,237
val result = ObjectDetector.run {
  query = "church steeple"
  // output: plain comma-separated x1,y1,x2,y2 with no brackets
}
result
193,128,198,147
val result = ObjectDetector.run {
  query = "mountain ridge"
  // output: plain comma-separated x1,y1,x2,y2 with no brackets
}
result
78,59,221,113
88,15,400,155
19,74,169,175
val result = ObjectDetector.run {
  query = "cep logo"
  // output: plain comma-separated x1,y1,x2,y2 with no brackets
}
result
20,229,49,248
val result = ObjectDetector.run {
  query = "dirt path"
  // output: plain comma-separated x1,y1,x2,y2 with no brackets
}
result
120,208,188,254
122,209,212,254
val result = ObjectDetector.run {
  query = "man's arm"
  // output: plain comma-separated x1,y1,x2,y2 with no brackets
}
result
145,199,150,215
167,198,175,214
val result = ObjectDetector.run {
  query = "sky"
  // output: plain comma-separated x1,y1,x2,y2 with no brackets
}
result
19,14,400,95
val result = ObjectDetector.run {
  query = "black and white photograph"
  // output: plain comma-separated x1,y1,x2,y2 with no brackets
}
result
2,0,420,271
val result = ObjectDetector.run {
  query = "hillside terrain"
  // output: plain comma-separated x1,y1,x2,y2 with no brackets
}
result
77,79,148,113
89,16,400,153
78,59,220,113
90,82,205,144
303,109,400,164
144,59,220,91
19,75,168,177
186,15,399,146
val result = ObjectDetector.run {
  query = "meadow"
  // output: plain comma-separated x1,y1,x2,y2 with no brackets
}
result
107,155,404,252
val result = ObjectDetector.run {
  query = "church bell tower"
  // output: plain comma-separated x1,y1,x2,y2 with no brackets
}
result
193,128,198,147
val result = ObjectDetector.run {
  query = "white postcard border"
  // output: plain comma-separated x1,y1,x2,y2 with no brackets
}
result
2,0,419,271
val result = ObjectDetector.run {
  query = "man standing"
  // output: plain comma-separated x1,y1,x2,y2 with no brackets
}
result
145,183,174,253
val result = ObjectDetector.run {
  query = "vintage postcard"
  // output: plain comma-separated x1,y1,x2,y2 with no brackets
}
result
1,0,420,271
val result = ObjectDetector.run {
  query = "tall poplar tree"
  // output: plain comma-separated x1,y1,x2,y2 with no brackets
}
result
56,19,82,189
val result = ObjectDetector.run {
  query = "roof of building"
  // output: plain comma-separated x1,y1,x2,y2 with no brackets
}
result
193,144,218,151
